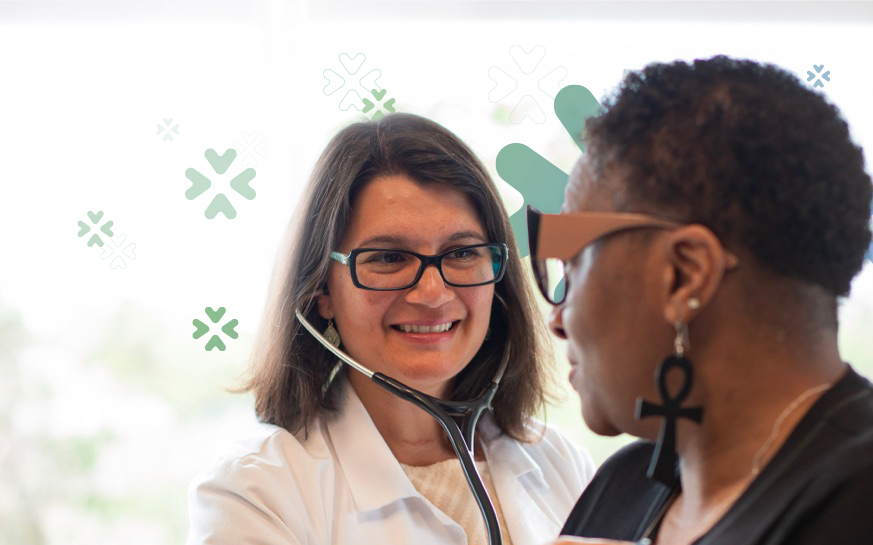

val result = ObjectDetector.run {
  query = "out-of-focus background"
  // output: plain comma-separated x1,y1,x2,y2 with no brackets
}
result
1,1,872,543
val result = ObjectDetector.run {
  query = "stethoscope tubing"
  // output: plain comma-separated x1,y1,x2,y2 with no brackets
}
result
294,308,507,545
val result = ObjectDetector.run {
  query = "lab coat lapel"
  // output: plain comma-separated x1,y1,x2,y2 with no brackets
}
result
326,373,569,543
325,376,474,544
481,417,564,545
326,377,420,513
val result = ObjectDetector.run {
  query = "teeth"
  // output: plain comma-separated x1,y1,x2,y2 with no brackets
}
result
398,322,454,333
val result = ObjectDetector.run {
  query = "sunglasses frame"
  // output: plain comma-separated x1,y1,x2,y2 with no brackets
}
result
527,205,684,305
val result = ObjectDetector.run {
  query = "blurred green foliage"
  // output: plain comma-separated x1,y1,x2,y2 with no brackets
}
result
0,297,252,545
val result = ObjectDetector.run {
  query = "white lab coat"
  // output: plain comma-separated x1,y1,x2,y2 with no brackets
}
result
186,378,595,545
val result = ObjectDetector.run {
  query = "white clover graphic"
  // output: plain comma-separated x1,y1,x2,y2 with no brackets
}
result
99,233,138,270
488,45,568,124
322,53,384,113
233,131,268,168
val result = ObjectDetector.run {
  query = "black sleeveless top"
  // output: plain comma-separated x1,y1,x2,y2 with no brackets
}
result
561,366,873,545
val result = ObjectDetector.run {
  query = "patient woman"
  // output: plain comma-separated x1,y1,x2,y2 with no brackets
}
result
186,113,594,545
529,56,873,544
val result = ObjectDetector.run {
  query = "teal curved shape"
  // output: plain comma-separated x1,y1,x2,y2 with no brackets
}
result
555,85,603,154
867,197,873,264
496,84,602,257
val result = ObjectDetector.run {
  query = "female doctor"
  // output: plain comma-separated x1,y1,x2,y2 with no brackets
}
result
185,113,595,545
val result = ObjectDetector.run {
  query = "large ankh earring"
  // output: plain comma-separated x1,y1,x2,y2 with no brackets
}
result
635,322,703,486
323,319,341,348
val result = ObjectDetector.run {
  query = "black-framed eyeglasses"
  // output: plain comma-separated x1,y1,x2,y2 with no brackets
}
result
330,243,508,291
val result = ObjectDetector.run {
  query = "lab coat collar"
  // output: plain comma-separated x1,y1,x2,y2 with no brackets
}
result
326,375,422,513
325,372,547,515
481,414,562,544
478,412,547,487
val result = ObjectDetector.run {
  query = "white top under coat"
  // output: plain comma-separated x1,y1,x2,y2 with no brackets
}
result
401,458,513,545
186,377,595,545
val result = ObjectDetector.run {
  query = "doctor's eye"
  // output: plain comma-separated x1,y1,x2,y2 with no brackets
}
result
446,247,481,260
359,250,412,269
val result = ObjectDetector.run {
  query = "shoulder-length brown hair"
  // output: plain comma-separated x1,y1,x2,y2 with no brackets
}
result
244,113,554,441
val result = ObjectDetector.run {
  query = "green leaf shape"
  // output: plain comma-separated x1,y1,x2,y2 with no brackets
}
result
204,335,226,351
230,169,257,200
204,148,237,175
204,307,226,324
184,168,212,200
204,193,237,220
221,319,239,339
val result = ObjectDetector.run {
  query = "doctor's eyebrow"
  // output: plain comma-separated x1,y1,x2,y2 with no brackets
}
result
357,231,486,248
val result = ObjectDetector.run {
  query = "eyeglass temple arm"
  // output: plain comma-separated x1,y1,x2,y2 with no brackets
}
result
526,205,541,259
330,251,350,265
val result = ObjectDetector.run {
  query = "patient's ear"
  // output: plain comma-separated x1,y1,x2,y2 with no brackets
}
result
316,286,334,320
658,225,730,324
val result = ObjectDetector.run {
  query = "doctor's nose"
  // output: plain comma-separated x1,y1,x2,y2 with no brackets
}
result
405,265,455,308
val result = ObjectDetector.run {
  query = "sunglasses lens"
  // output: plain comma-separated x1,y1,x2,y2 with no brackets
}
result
552,276,567,305
535,257,567,305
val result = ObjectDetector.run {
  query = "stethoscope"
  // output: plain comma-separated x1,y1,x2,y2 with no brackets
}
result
294,306,511,545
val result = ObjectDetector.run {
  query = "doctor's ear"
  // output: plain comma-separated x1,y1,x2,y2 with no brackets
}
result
316,285,334,320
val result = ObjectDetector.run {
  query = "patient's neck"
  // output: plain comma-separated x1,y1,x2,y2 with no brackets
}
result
656,317,846,545
680,313,845,498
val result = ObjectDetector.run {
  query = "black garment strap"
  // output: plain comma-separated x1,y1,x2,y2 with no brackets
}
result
697,377,873,545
